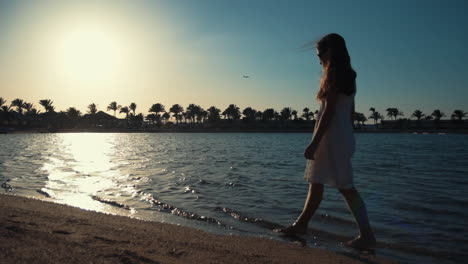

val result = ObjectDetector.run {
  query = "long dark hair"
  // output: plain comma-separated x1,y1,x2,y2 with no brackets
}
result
316,33,356,100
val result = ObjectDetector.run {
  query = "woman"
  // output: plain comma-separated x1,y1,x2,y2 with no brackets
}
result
275,33,376,249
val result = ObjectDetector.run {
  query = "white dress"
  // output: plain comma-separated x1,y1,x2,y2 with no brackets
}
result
304,93,356,189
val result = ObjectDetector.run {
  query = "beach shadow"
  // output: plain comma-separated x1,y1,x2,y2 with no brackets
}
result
337,246,379,264
277,233,307,247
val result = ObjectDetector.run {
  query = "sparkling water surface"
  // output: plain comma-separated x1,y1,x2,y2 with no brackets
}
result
1,133,467,264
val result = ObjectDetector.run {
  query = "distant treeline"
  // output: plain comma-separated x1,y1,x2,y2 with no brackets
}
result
0,97,466,131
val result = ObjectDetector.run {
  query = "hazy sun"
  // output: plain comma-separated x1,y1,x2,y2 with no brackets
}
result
52,24,126,84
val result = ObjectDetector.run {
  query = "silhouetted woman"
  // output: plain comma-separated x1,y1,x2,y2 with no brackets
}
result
276,33,376,249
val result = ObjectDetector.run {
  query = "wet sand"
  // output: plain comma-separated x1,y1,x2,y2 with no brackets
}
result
0,194,395,264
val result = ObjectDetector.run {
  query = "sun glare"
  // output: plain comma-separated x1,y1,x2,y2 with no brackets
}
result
53,24,126,84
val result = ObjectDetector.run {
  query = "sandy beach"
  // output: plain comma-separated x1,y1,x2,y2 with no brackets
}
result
0,194,396,264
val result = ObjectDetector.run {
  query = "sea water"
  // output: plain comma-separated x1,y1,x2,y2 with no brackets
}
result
1,133,467,263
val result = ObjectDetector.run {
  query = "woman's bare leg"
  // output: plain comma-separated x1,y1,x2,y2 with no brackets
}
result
339,187,376,249
275,183,323,234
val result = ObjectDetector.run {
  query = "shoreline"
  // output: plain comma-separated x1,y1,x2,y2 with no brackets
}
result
0,194,395,264
3,127,468,134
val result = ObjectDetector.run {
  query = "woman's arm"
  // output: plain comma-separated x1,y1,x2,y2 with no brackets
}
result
304,90,338,159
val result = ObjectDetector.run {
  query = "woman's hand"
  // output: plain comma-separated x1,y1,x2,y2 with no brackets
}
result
304,142,318,160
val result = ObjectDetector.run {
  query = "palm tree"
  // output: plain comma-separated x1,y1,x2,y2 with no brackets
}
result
0,97,6,108
169,104,184,123
355,112,367,128
451,110,466,120
186,104,197,123
385,108,403,120
222,104,241,120
255,111,263,120
162,112,171,123
200,110,208,123
39,99,55,113
0,105,14,123
242,107,257,121
119,106,130,119
148,103,165,124
431,109,445,121
280,107,292,121
262,108,275,121
274,111,281,121
302,107,313,120
22,102,34,114
291,110,298,120
88,103,98,114
196,106,206,123
368,110,383,126
411,110,425,120
107,102,120,117
11,98,25,114
145,114,157,125
66,107,82,120
207,106,221,122
129,102,137,115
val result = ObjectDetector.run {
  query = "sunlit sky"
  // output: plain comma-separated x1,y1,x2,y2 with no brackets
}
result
1,0,467,118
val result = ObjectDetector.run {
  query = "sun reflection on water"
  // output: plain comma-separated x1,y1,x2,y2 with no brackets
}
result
40,133,129,213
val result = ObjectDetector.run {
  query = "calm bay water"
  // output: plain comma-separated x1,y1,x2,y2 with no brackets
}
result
1,132,467,263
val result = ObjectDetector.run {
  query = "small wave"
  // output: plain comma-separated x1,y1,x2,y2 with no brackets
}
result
1,180,13,192
36,189,51,198
92,196,131,210
217,207,282,230
142,194,225,226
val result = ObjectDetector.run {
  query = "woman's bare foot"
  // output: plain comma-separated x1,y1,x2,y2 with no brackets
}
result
344,235,376,250
273,222,308,234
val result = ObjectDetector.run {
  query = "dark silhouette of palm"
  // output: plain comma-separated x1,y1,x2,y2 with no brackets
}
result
39,99,55,113
22,102,34,114
149,103,165,124
196,106,206,123
200,110,208,123
107,102,120,117
368,107,383,125
242,107,257,121
120,106,130,119
66,107,82,120
145,114,157,125
451,110,466,120
11,98,25,115
262,108,275,121
355,112,367,127
162,112,170,123
291,110,298,120
222,104,241,120
129,103,137,116
207,106,221,122
411,110,425,120
255,111,263,121
280,107,292,121
88,103,98,114
302,107,312,120
385,108,403,120
431,109,445,121
0,98,6,109
0,104,14,122
273,111,281,121
169,104,184,123
186,104,196,122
